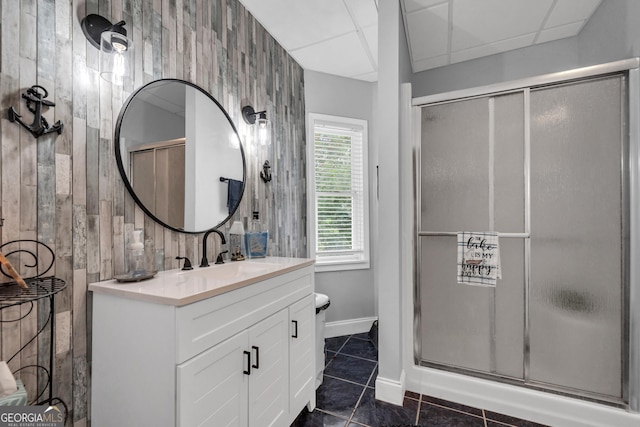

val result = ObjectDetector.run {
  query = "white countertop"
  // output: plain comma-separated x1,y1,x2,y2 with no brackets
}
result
88,257,314,306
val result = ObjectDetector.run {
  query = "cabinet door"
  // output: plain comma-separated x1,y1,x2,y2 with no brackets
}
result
177,331,249,427
248,309,289,427
289,295,315,412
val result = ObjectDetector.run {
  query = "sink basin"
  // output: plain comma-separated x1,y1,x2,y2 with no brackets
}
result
177,260,280,280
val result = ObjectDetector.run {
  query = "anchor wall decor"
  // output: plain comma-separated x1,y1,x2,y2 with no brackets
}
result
8,85,64,139
260,160,272,183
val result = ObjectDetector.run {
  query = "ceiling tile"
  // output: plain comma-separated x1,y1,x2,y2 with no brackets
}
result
290,32,375,78
345,0,378,27
545,0,602,29
403,0,448,14
361,23,378,66
406,3,449,61
451,32,535,63
241,0,604,80
537,20,584,44
141,81,186,113
451,0,553,51
238,0,354,51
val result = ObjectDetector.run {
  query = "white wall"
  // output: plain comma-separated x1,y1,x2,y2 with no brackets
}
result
410,37,579,97
303,70,377,328
301,0,413,401
121,100,185,147
375,0,411,403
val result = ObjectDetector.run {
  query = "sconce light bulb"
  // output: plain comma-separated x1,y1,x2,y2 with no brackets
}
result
112,40,127,53
257,112,271,145
257,118,270,146
113,52,126,83
241,106,271,145
99,30,133,86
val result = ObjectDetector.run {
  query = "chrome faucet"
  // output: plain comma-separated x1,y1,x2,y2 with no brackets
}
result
200,228,226,267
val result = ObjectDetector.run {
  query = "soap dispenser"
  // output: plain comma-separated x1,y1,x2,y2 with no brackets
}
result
128,229,146,277
245,211,268,258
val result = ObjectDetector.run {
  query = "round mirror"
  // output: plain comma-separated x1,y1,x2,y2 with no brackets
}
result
115,79,246,233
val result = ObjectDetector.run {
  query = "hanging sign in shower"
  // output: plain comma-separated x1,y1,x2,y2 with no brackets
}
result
457,232,501,287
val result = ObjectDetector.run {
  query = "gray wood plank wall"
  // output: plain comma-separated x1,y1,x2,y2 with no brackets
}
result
0,0,306,424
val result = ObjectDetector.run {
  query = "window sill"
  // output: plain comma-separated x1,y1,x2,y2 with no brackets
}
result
314,259,370,273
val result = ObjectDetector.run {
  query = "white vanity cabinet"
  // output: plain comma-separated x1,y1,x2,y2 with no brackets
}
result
289,295,316,410
177,309,290,427
89,258,315,427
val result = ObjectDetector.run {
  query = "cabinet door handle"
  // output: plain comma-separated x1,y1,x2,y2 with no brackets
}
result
251,346,260,369
243,350,251,375
292,320,298,338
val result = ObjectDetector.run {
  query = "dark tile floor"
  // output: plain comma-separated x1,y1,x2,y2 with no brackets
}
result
291,333,548,427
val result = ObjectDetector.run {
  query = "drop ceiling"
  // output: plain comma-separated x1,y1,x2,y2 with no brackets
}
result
238,0,379,81
238,0,602,82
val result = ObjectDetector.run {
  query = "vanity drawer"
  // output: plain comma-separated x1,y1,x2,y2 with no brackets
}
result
175,266,313,363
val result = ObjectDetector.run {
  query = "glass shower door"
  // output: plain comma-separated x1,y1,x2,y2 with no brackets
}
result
418,92,526,379
528,76,626,400
417,74,628,403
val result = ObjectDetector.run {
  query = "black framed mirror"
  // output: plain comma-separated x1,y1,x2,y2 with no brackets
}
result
115,79,246,233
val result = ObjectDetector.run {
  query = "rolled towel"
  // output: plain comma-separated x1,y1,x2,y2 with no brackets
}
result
0,361,17,398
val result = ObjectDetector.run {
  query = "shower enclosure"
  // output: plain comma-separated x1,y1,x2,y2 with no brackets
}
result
415,72,629,406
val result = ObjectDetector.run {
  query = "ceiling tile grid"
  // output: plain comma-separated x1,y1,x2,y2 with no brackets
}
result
238,0,602,82
239,0,379,81
402,0,603,73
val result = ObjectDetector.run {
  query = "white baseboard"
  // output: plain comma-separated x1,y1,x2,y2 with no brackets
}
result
375,371,406,406
325,316,378,338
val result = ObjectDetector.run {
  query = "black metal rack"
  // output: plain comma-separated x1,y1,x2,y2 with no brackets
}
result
1,277,67,409
0,239,67,420
0,276,66,309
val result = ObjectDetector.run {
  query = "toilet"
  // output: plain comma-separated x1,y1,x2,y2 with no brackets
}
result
314,293,330,389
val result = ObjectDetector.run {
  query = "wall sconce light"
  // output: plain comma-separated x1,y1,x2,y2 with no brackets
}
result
81,14,134,85
242,105,271,146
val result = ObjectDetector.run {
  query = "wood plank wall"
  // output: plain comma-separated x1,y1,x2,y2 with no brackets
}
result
0,0,307,424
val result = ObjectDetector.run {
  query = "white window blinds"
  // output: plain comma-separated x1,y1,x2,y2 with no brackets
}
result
309,114,369,269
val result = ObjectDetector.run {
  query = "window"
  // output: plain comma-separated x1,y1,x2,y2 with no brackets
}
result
307,113,369,271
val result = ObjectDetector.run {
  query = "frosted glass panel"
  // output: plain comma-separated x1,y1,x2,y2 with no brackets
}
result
419,236,524,377
420,236,492,371
421,98,489,231
419,94,526,378
492,93,525,379
494,238,524,379
494,93,525,232
529,76,624,398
